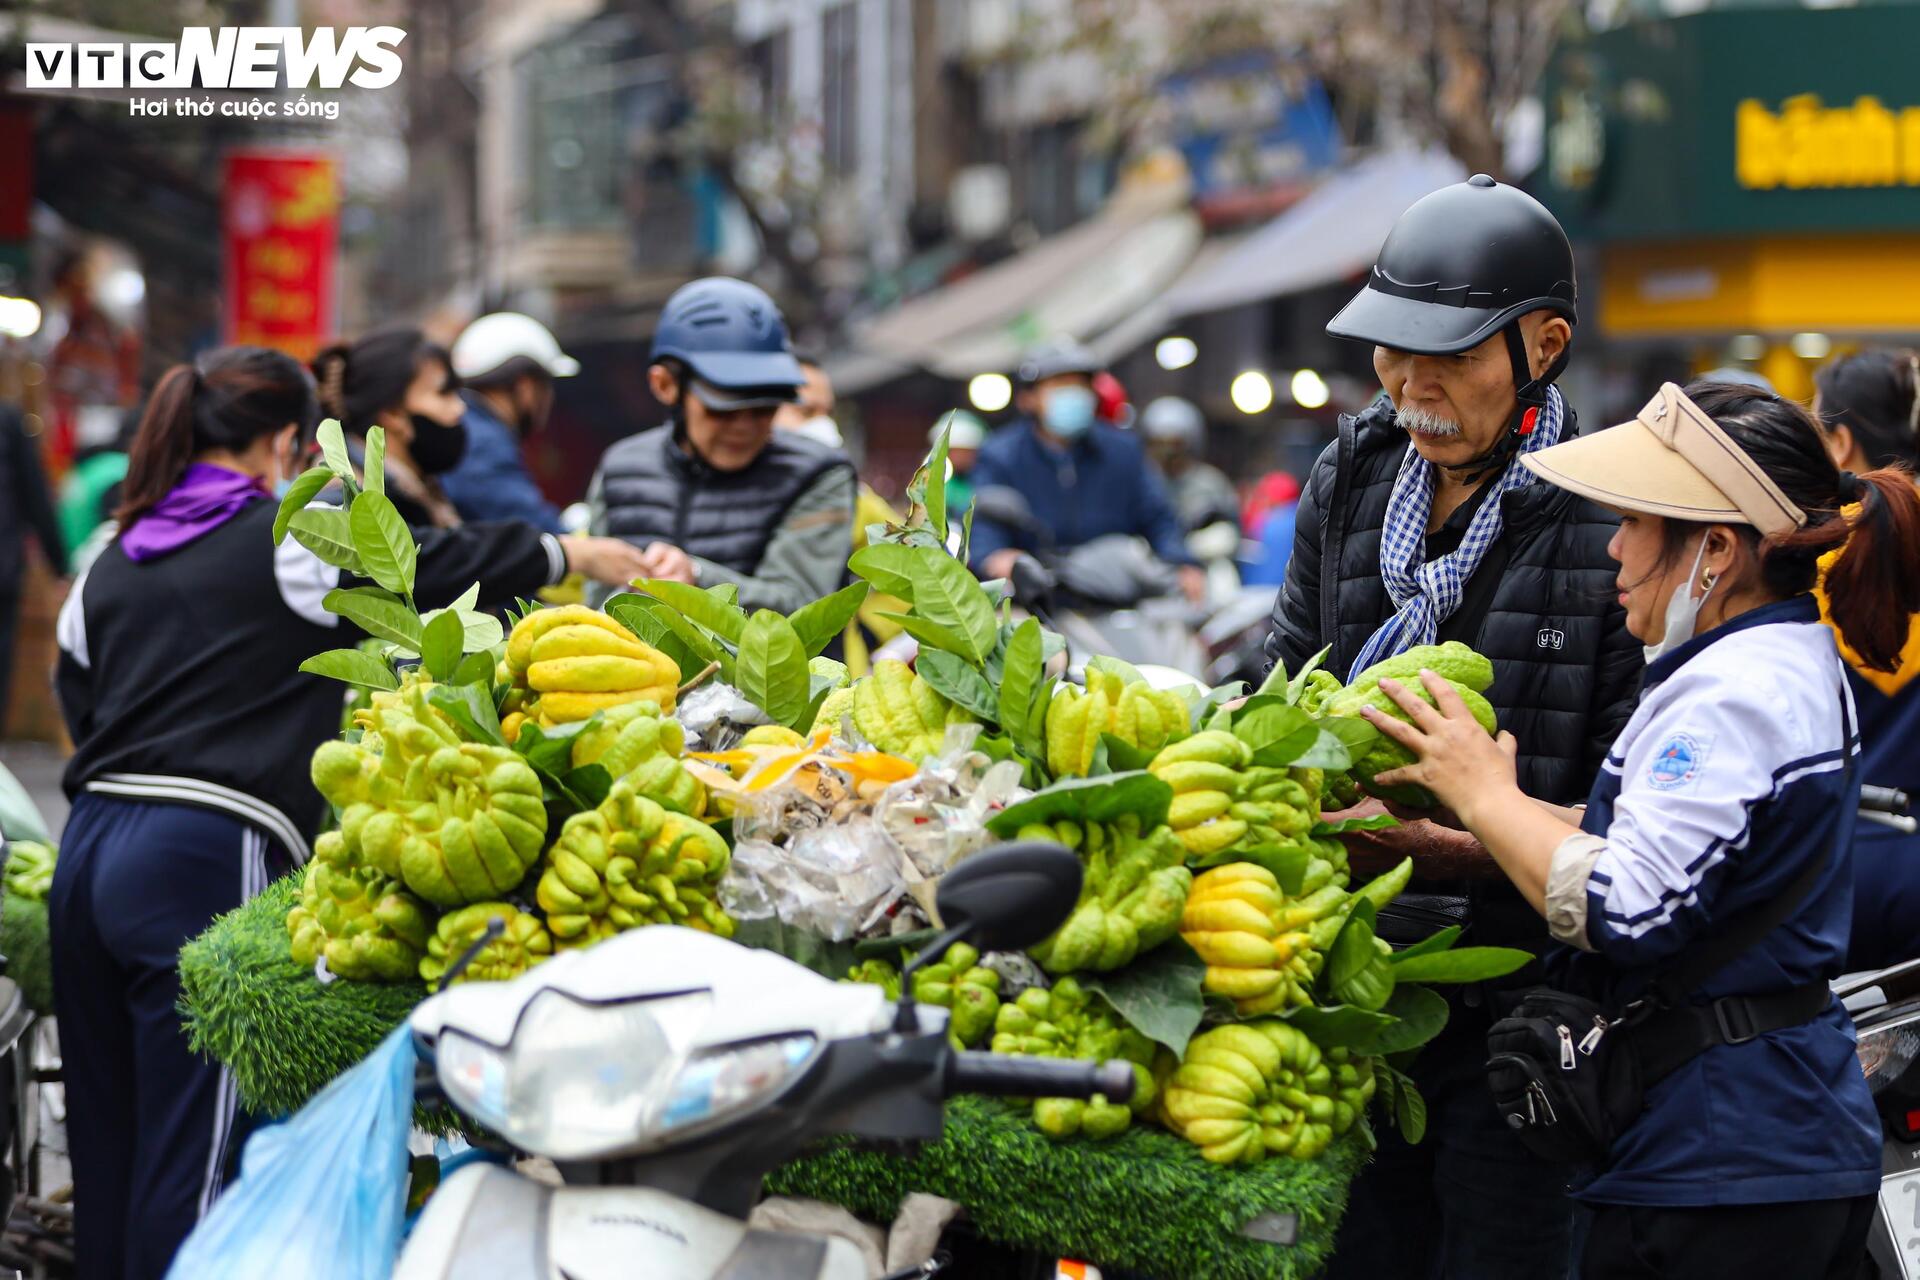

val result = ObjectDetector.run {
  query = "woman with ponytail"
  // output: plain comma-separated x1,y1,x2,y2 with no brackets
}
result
50,346,642,1280
1811,350,1920,972
311,328,467,527
1347,379,1918,1278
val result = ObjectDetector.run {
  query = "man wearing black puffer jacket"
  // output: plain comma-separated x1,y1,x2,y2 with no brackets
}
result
1266,176,1641,1280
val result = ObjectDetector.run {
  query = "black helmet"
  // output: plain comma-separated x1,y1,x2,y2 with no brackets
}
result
1329,174,1577,481
1016,339,1102,386
1327,174,1576,355
651,277,804,407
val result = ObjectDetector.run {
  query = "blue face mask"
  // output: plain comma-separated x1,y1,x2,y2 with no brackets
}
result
273,478,293,499
1042,385,1097,439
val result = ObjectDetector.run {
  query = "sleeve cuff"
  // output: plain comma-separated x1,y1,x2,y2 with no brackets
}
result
1545,832,1608,952
539,534,567,586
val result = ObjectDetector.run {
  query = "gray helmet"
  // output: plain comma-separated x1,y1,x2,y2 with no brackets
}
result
1017,339,1102,386
1139,396,1205,448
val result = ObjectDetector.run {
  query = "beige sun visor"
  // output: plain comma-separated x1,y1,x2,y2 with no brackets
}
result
1519,382,1806,536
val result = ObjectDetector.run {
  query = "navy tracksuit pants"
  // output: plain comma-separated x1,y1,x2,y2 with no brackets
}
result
50,795,289,1280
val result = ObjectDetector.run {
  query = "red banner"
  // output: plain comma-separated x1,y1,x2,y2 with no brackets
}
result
222,150,337,361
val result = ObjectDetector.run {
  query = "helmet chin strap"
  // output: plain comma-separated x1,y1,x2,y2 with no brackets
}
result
1439,322,1569,486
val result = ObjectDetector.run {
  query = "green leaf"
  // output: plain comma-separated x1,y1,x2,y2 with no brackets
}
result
1080,939,1207,1057
1278,1003,1402,1052
916,650,999,721
925,417,952,541
1372,984,1451,1055
1318,714,1382,756
1390,1066,1428,1143
604,594,707,683
873,610,975,659
1327,902,1395,1012
987,771,1174,837
1096,733,1156,773
1388,925,1462,961
1191,681,1248,731
298,648,398,690
1234,702,1322,767
1351,857,1414,916
349,492,418,598
425,681,504,746
420,608,464,682
638,579,747,644
737,610,811,730
847,544,919,602
997,619,1046,760
1390,945,1533,985
453,650,497,688
569,763,613,808
362,425,386,496
1087,654,1148,688
708,583,740,608
315,418,359,495
272,468,333,544
1285,729,1356,771
907,554,997,664
1312,812,1401,837
322,587,424,649
788,582,869,656
513,717,591,776
958,500,975,568
646,599,735,683
287,507,364,574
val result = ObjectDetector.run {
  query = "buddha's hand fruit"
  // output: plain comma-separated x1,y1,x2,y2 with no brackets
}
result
1179,863,1348,1014
1019,815,1191,975
989,976,1158,1140
1320,641,1497,810
419,902,553,991
1161,1021,1370,1163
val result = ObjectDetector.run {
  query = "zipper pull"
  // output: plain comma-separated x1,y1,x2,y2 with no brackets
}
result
1578,1016,1607,1055
1557,1024,1576,1070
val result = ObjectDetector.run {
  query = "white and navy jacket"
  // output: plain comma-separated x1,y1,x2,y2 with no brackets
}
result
55,500,563,863
1545,595,1880,1206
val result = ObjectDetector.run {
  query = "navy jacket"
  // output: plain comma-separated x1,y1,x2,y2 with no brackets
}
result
441,393,564,535
1551,596,1879,1207
966,420,1194,570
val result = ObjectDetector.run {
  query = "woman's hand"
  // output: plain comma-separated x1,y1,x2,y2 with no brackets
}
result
1361,670,1523,827
559,535,653,588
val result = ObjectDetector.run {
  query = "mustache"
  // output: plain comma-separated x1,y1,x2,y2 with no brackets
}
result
1397,405,1463,437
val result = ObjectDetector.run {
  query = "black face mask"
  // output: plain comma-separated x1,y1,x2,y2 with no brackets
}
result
409,414,468,475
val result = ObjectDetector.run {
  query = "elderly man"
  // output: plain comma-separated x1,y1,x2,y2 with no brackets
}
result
1267,175,1642,1280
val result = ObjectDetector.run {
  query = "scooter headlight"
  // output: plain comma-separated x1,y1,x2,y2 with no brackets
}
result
434,987,818,1159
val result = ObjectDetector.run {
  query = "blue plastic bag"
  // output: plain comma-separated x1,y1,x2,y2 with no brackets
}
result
167,1024,416,1279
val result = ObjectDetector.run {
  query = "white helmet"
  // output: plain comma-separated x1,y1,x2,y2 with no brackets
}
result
452,312,580,381
1140,396,1205,448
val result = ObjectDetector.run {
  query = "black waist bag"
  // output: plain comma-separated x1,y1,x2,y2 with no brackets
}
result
1487,696,1853,1165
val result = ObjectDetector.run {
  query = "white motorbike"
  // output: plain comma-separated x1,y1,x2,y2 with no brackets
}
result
394,841,1132,1280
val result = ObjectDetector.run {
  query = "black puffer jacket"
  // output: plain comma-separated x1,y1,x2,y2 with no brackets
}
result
1266,398,1643,944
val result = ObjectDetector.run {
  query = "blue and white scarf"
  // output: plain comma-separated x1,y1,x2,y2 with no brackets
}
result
1348,385,1567,679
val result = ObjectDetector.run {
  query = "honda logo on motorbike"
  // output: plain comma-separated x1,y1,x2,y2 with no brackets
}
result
1537,627,1566,650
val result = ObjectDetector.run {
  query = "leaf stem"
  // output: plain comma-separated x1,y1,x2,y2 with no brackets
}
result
678,660,722,697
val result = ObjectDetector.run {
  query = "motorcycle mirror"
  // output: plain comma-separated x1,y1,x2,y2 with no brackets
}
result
1007,554,1056,607
971,485,1047,539
935,841,1083,953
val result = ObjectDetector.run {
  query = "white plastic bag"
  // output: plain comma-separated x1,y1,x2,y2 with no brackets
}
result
166,1024,416,1280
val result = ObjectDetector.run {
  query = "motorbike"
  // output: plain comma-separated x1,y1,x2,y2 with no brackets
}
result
394,840,1135,1280
970,486,1208,680
1839,785,1920,1280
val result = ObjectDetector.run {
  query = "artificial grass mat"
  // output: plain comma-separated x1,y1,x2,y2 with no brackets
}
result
179,874,1364,1278
2,892,52,1014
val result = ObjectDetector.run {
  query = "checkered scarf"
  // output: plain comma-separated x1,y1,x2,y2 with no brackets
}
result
1348,385,1568,679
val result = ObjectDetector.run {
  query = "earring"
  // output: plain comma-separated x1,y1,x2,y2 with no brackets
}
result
1700,572,1715,591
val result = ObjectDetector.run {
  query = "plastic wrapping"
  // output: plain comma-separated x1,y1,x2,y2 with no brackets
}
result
166,1024,415,1280
721,818,904,941
676,682,771,752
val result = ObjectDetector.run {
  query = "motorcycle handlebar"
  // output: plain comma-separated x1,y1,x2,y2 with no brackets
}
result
945,1051,1138,1103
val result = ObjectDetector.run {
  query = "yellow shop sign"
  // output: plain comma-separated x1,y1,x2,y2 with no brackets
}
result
1736,95,1920,190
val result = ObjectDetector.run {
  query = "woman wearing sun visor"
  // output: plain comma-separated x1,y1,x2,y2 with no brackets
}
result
1359,378,1920,1278
586,277,855,611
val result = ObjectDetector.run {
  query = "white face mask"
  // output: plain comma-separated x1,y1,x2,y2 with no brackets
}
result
789,415,843,448
1643,531,1717,664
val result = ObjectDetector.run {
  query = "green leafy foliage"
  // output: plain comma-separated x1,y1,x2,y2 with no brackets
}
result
737,610,812,731
1389,946,1532,985
424,682,504,746
298,649,399,690
987,772,1174,836
638,579,747,644
848,544,918,601
917,650,999,721
322,587,422,649
272,468,332,543
1079,938,1208,1057
996,619,1050,762
362,425,386,496
789,582,870,656
349,492,417,600
419,609,464,682
907,554,997,664
315,419,360,498
287,507,362,574
604,593,707,683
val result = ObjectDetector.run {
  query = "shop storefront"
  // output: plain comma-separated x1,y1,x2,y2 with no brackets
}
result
1542,5,1920,408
